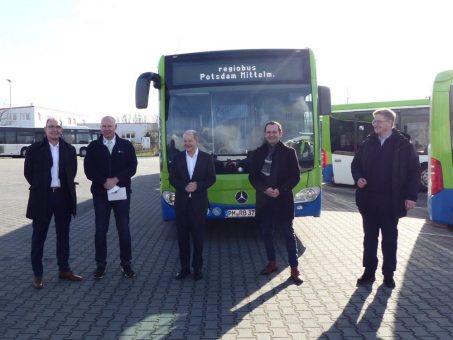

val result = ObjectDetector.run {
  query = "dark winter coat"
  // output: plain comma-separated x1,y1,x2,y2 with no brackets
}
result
24,137,77,220
249,141,300,221
351,129,420,218
84,134,137,196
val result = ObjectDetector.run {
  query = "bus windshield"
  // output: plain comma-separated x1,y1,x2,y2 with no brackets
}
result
165,84,314,172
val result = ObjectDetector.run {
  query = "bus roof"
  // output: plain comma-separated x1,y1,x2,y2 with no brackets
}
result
332,99,430,113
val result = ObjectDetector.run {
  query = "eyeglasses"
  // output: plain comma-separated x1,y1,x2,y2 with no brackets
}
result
46,125,62,129
372,120,389,125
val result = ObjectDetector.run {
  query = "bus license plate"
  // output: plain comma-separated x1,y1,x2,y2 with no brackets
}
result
226,209,255,218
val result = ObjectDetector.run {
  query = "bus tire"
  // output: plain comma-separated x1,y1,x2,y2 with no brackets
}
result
20,147,28,158
420,162,428,192
79,148,87,157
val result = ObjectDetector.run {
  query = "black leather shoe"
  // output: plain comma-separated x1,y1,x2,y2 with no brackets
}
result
384,277,396,289
175,269,190,280
356,274,376,286
193,271,203,281
93,266,106,280
121,264,136,278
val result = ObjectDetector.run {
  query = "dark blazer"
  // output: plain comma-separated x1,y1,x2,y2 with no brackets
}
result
84,134,137,196
169,150,216,217
24,137,77,220
351,129,420,218
249,141,300,221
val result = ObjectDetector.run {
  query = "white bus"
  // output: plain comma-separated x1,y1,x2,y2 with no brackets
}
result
0,126,100,157
322,99,430,190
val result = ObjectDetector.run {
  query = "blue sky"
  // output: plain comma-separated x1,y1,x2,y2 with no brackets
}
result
1,0,452,122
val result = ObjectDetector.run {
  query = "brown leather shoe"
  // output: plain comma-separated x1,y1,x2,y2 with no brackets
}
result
260,261,278,275
59,271,83,281
33,276,43,289
290,267,303,285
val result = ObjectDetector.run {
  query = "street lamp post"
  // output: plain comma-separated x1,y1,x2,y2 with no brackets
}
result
5,79,12,118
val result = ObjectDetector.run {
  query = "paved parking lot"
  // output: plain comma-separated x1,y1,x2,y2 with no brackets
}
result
0,157,452,339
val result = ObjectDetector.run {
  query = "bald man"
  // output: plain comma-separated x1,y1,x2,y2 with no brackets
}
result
84,116,138,280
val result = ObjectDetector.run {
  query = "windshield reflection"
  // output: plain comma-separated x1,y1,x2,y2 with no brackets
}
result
165,85,314,173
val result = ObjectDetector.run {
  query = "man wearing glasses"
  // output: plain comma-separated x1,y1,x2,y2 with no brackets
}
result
24,118,82,289
351,109,420,289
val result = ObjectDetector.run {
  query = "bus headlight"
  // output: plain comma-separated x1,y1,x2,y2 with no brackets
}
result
162,191,175,205
294,186,321,203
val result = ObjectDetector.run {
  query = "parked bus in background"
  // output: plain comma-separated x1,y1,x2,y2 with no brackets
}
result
0,126,100,157
428,70,453,226
136,49,331,220
322,99,430,190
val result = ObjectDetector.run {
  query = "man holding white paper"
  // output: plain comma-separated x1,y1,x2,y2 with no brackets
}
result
84,116,138,280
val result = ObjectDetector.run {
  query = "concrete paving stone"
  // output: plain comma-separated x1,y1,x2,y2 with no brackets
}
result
429,332,453,340
409,326,436,338
2,158,453,339
66,331,88,339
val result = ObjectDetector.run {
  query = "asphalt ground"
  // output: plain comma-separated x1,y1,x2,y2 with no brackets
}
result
0,157,452,339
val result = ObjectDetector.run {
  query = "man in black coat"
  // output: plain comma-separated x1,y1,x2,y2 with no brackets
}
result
169,130,216,281
84,116,138,280
351,108,420,288
24,118,82,289
249,121,303,285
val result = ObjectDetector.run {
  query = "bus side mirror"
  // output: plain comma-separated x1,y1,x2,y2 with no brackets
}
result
318,86,331,116
136,72,161,109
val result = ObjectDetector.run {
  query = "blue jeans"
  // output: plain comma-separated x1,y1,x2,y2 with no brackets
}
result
260,218,299,267
31,191,72,277
93,195,132,267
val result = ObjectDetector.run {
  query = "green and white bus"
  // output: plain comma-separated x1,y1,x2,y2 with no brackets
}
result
136,49,331,220
428,70,453,226
322,99,430,190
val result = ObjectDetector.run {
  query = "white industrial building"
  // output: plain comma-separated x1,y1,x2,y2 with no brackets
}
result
0,105,87,127
83,122,158,144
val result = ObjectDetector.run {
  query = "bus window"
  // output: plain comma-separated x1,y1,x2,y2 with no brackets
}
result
76,132,91,144
17,131,35,144
330,117,354,154
398,107,429,155
5,131,15,143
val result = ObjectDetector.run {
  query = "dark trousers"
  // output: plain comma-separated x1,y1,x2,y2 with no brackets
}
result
93,195,132,267
361,194,399,276
260,217,299,267
175,200,205,272
31,191,71,277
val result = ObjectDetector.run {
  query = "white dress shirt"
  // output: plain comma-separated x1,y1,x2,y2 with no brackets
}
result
49,142,61,188
103,136,116,153
186,148,199,179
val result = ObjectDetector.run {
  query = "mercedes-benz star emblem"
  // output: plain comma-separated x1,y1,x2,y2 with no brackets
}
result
235,191,248,204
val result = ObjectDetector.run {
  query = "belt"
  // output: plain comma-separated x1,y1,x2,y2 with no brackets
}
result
50,187,62,192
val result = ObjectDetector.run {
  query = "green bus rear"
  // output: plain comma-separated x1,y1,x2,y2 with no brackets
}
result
428,70,453,226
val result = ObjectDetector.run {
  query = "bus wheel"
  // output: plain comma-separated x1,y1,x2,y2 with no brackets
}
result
20,147,28,158
79,148,87,157
420,162,428,192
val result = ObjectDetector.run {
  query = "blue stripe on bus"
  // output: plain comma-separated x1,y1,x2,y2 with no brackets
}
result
428,188,453,226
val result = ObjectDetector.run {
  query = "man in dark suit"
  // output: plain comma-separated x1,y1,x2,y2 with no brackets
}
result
249,121,303,285
169,130,216,280
24,118,82,289
84,116,138,280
